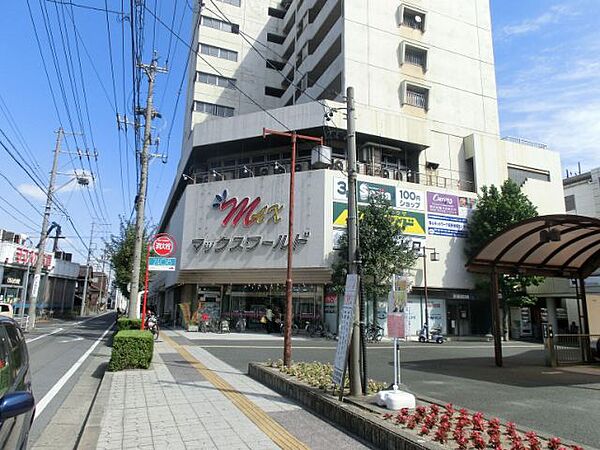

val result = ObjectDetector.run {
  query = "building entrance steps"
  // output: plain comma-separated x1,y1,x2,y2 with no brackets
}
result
92,330,370,450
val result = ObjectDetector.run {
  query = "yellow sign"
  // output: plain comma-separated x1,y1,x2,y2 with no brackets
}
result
332,202,426,236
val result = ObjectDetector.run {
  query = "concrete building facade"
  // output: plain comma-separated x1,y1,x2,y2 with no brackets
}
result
155,0,564,337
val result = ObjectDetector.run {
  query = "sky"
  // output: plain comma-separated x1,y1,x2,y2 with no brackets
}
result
0,0,599,266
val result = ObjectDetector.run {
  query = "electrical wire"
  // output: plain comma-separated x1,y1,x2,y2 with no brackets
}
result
144,4,292,132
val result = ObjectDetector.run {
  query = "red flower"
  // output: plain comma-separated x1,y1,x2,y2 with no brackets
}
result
429,404,440,415
445,403,455,415
548,438,562,450
470,431,486,450
571,446,584,450
406,416,417,429
434,428,448,443
419,425,430,435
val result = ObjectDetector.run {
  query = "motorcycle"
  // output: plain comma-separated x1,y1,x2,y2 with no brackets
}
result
145,313,160,340
418,324,444,344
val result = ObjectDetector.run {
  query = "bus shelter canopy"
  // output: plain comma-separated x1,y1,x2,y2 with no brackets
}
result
467,215,600,279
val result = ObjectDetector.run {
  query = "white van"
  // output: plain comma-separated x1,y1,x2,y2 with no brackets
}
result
0,303,14,318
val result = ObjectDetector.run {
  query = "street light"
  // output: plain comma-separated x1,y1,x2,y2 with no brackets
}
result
211,170,224,180
413,242,439,338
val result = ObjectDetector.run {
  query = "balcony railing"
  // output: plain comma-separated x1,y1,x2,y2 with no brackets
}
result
501,136,548,149
405,90,427,108
186,159,475,193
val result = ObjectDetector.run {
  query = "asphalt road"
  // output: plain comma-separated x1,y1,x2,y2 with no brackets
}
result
25,313,114,447
173,332,600,448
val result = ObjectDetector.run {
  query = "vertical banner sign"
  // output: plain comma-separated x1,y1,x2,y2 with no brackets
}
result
332,274,359,386
31,274,41,298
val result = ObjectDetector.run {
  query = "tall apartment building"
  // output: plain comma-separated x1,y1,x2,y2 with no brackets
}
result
155,0,564,337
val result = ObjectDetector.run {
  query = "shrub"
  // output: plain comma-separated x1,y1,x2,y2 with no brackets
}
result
108,330,154,371
117,318,142,331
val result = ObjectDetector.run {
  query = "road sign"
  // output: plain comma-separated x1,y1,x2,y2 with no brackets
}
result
332,274,359,386
152,234,176,257
148,257,176,271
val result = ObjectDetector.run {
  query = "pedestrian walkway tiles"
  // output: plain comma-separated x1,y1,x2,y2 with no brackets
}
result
96,332,368,449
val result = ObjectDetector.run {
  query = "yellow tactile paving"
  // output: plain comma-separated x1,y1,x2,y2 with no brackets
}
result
161,333,310,450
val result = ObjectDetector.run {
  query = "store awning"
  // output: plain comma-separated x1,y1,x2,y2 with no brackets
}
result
467,214,600,278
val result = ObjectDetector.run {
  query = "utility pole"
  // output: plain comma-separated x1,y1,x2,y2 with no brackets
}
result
28,128,64,330
346,86,362,396
129,53,167,319
262,128,323,367
80,222,95,317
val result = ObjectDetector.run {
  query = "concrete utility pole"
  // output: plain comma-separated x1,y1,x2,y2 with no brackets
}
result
346,87,362,396
128,53,167,319
28,128,64,330
80,222,96,317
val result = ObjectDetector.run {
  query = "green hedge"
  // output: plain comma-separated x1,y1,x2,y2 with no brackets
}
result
108,330,154,371
116,318,142,331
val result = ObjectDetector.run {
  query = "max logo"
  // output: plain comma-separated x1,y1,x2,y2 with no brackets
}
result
212,190,284,227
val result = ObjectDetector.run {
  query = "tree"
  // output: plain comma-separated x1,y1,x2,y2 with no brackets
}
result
105,218,150,301
466,179,543,339
331,194,417,313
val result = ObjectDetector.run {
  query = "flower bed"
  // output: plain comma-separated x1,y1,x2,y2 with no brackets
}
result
382,404,585,450
266,359,387,394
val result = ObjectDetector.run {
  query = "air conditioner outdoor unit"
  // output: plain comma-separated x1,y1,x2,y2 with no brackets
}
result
382,168,393,179
294,161,309,172
259,166,270,176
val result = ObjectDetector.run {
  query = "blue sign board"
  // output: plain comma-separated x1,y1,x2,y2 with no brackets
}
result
148,257,177,271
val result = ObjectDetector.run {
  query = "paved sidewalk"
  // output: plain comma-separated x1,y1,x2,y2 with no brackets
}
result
92,331,369,450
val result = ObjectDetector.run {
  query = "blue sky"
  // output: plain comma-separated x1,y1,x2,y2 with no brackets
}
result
0,1,598,265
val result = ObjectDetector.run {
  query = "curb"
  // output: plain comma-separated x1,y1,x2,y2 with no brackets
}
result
76,370,113,449
248,363,445,450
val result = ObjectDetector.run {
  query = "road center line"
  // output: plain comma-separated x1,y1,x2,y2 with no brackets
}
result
26,327,64,344
34,323,113,421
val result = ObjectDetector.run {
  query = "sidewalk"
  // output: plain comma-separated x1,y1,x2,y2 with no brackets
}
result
89,331,369,450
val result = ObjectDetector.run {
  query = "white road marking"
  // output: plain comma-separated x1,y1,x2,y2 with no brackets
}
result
58,337,84,344
26,328,64,344
34,323,113,421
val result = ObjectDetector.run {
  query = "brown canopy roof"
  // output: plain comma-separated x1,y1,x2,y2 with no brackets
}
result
467,215,600,278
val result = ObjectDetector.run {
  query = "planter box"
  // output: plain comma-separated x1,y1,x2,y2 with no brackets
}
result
248,363,443,450
187,325,199,332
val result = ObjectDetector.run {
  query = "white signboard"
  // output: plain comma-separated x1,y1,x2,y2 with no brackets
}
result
31,274,41,298
332,274,359,386
397,188,425,211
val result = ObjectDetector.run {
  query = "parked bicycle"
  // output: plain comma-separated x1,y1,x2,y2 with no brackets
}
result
366,323,383,343
303,320,325,338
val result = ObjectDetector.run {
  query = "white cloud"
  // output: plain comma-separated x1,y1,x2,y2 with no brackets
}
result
501,4,577,38
497,29,600,170
17,183,46,201
17,170,96,200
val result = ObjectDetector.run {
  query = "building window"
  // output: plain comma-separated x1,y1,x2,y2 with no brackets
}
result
268,7,285,19
193,101,234,117
564,195,576,211
404,84,429,109
402,7,425,31
200,16,239,34
267,33,285,44
404,44,427,70
199,43,238,61
216,0,241,6
196,72,236,89
265,86,285,98
507,166,550,186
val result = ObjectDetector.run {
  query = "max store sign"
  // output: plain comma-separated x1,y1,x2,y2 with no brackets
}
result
212,190,284,227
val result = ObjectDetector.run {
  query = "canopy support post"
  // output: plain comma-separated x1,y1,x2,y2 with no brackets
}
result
490,267,503,367
578,277,592,363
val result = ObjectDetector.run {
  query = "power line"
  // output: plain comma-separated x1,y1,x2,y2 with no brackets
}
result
0,170,44,218
144,4,292,132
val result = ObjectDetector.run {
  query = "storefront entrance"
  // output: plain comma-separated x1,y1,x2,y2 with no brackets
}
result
221,284,324,330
